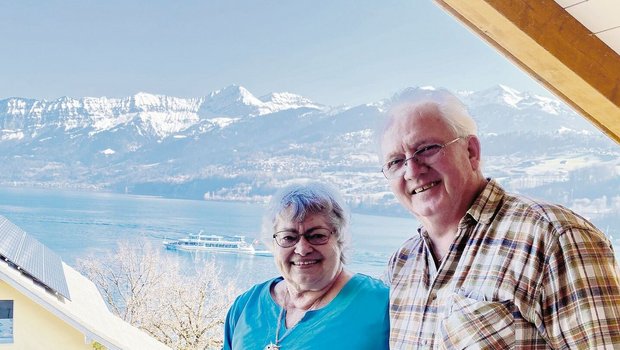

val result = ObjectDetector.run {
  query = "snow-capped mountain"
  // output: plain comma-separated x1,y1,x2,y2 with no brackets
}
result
0,85,618,228
197,85,324,118
461,85,592,135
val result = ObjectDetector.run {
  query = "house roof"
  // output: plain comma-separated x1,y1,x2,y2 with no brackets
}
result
0,242,170,350
434,0,620,144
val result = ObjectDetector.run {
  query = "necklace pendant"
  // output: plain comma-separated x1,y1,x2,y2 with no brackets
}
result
265,343,280,350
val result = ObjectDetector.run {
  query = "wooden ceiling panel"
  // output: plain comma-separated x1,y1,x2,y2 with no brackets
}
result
599,28,620,56
435,0,620,144
564,0,618,33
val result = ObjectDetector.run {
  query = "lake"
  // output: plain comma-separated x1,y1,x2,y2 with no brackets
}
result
0,186,416,289
2,186,618,291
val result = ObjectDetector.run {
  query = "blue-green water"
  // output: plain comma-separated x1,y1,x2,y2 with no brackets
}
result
0,187,416,288
3,187,617,290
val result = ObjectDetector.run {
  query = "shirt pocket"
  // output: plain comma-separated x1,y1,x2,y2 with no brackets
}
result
438,293,515,349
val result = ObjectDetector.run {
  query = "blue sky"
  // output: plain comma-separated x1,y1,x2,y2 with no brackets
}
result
1,0,550,106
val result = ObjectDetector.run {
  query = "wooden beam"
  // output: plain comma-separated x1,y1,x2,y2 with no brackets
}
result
435,0,620,144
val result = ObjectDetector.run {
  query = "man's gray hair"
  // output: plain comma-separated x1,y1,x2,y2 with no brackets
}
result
382,88,478,143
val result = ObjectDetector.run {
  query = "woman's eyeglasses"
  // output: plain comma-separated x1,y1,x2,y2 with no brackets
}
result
273,228,332,248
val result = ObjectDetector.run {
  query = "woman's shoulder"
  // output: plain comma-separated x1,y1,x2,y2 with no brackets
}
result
347,273,389,295
352,273,387,285
232,276,282,306
334,274,389,320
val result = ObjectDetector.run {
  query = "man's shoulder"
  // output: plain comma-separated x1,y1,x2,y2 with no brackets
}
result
506,192,591,224
493,185,601,237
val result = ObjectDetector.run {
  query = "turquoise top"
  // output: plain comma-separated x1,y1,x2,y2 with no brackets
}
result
223,273,389,350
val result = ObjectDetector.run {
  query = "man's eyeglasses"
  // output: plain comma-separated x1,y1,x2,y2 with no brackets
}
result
273,228,332,248
381,137,463,179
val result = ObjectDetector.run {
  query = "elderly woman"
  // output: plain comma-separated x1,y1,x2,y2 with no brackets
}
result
223,182,389,350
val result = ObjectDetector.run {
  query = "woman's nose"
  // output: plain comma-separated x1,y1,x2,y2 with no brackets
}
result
294,235,314,255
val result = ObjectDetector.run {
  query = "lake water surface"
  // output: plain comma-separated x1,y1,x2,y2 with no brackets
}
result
0,187,416,289
2,186,618,291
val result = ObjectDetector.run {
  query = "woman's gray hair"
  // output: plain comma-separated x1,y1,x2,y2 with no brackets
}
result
261,181,351,263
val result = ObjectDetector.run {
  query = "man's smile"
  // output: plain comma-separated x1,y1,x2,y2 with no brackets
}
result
411,181,439,195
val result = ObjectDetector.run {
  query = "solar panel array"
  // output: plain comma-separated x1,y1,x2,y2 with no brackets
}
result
0,216,70,300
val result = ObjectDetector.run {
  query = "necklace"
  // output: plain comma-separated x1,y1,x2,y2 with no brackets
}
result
265,269,343,350
264,292,323,350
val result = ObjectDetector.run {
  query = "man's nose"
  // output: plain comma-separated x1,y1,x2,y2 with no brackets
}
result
403,156,427,180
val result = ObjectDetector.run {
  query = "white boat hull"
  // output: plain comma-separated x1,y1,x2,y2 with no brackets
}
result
162,232,272,257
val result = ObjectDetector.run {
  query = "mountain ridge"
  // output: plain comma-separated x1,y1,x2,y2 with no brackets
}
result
0,84,618,231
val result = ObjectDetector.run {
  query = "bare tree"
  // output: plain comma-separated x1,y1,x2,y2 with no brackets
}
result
77,239,238,350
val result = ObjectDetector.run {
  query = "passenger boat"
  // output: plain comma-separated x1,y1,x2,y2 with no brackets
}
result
163,231,272,256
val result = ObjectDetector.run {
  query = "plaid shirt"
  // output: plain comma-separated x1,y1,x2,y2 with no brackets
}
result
388,179,620,349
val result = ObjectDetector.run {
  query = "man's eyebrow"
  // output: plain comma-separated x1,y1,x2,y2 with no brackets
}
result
384,151,404,160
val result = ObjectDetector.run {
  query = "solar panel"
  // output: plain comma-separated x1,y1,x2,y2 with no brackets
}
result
0,216,70,300
17,235,46,283
0,218,24,257
43,246,70,299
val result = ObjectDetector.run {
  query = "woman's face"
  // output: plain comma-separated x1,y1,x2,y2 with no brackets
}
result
272,211,342,293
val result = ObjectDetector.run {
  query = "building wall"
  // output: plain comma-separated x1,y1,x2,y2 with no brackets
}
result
0,280,93,350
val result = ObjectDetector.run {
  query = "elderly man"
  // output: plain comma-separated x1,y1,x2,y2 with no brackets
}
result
379,89,620,349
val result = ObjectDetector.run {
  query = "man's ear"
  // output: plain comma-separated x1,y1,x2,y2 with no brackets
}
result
467,136,482,171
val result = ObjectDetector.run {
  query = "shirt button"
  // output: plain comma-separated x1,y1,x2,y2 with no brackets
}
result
430,294,437,301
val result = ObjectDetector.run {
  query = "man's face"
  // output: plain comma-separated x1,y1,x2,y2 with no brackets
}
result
380,105,478,224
